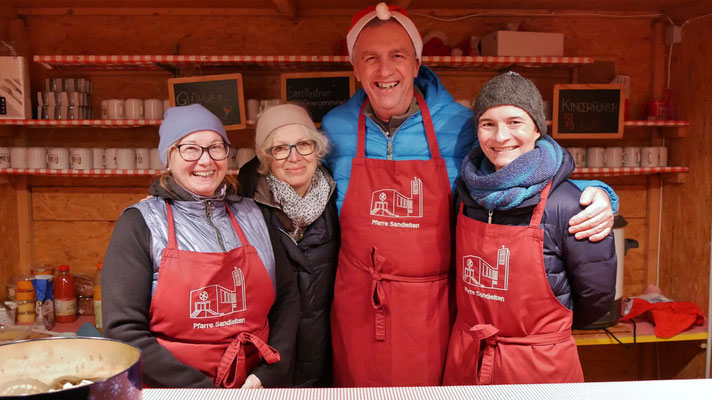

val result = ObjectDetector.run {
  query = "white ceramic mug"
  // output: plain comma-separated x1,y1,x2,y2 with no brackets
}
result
70,148,93,170
622,147,641,167
105,148,119,169
46,147,70,169
107,99,125,119
125,99,144,119
27,147,48,169
246,99,259,124
100,100,109,120
10,147,28,168
641,147,660,167
657,146,668,167
116,148,136,169
586,147,606,168
0,147,10,168
135,148,150,169
91,148,106,169
567,147,586,167
144,99,163,120
604,147,623,168
149,148,163,169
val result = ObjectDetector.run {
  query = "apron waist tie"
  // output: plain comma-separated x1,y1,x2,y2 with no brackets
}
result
350,246,449,341
457,318,573,385
215,331,280,387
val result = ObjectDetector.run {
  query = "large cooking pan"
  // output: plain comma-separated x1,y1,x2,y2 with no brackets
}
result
0,337,141,399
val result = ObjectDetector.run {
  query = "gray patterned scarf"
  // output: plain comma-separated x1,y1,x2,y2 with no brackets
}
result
266,167,330,237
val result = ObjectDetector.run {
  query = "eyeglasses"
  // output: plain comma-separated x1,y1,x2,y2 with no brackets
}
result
174,143,230,162
269,140,316,160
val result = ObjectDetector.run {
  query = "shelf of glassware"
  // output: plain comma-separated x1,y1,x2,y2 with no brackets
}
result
573,318,707,346
33,54,594,71
0,168,240,177
571,166,688,178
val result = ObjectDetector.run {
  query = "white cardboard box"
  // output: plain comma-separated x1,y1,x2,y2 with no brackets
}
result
480,31,564,57
0,56,32,119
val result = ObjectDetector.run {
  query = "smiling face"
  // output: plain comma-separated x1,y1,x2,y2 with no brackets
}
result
168,130,228,196
352,20,420,122
269,125,318,197
477,105,541,171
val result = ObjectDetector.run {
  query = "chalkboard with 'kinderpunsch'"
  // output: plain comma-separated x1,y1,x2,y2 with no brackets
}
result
281,72,355,124
552,84,625,139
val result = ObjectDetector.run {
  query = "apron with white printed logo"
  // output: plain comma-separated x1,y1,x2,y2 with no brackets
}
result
149,202,279,388
331,93,454,387
443,183,583,385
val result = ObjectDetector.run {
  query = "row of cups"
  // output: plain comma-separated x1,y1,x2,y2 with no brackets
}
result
0,146,258,171
567,146,668,168
100,99,170,120
0,147,162,170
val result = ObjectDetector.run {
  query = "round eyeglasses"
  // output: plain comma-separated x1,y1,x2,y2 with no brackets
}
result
269,140,316,160
174,143,230,162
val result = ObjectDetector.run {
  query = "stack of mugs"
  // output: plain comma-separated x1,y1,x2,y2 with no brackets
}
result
0,146,256,171
101,99,170,120
567,146,668,168
37,78,93,120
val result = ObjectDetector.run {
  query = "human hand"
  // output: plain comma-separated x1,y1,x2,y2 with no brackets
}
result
241,374,263,389
568,187,614,242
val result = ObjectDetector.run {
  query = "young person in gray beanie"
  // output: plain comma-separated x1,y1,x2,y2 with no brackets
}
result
103,103,298,389
443,72,616,385
238,103,339,387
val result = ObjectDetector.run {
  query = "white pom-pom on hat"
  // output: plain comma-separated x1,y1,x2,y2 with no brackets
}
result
375,2,391,20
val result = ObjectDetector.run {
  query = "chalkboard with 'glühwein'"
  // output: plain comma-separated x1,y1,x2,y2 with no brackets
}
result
168,73,246,130
552,84,625,139
281,72,355,124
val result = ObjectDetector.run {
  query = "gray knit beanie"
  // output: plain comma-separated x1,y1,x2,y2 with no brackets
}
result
472,71,547,135
158,104,230,167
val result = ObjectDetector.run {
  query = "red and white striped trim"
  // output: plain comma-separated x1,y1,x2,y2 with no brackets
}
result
624,120,690,127
572,166,688,177
0,168,240,176
0,119,162,127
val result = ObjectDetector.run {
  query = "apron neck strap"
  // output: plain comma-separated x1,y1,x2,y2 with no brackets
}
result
356,92,441,159
529,181,553,228
164,201,252,248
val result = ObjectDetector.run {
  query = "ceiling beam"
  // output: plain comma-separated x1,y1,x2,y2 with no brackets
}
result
271,0,296,19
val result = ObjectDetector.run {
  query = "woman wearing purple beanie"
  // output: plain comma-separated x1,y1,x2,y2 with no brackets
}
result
102,103,298,389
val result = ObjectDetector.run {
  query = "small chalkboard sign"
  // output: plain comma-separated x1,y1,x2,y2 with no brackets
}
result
281,72,355,124
168,73,246,130
552,84,625,139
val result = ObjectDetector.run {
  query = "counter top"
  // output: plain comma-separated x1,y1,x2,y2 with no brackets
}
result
142,379,712,400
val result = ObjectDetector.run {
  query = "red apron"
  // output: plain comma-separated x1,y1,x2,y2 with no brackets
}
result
331,94,453,387
443,183,584,385
149,202,280,388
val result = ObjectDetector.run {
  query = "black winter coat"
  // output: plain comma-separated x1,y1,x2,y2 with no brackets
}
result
239,157,340,387
456,148,617,329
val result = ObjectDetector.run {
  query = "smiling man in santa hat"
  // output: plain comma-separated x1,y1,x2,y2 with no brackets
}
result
321,2,617,387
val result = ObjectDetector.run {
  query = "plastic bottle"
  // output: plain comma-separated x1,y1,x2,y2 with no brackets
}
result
54,265,78,323
94,262,103,332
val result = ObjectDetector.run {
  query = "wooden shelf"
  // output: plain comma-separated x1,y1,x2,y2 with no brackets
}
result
0,168,240,176
545,120,690,127
574,319,707,346
571,166,688,178
33,55,594,71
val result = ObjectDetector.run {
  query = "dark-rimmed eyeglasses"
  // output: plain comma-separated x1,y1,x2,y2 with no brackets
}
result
174,143,230,162
269,140,316,160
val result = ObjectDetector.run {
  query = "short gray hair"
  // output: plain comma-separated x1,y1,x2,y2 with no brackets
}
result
256,124,330,175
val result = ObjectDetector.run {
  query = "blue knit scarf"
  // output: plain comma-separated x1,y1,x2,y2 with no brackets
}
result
461,135,562,211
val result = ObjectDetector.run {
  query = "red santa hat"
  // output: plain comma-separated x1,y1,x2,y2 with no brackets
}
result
346,2,423,61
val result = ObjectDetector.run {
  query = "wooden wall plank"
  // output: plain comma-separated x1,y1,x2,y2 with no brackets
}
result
32,187,148,221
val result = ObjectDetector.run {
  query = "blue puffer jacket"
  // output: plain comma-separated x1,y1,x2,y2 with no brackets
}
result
322,65,475,212
456,149,617,329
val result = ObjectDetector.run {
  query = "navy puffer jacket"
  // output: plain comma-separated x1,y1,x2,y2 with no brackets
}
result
456,149,617,329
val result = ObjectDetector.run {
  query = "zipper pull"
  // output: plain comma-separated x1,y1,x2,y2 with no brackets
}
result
206,200,212,218
488,210,493,224
387,139,393,158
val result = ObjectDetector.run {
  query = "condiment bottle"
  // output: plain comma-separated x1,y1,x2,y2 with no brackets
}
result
54,265,78,323
94,262,103,332
15,280,37,325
